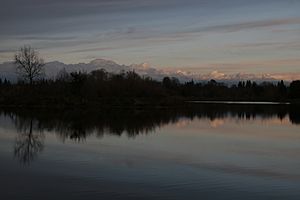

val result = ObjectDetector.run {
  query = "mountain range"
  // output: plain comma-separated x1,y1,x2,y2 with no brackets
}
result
0,59,293,84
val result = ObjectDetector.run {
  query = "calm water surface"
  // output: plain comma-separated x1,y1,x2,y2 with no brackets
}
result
0,104,299,200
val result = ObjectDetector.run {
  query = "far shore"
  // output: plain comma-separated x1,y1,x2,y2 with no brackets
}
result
188,100,291,105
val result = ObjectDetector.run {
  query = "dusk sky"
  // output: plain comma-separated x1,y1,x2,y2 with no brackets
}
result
1,0,300,77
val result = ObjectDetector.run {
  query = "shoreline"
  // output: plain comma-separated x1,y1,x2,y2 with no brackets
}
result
187,101,291,105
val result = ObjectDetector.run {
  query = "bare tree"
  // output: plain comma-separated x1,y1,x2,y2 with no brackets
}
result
15,45,45,84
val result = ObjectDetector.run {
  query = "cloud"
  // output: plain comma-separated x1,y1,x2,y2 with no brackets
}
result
211,58,300,70
69,47,119,53
0,49,16,53
228,41,300,50
1,0,299,67
190,17,300,34
13,35,78,41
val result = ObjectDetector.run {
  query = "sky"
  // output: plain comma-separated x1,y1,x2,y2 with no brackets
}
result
0,0,300,76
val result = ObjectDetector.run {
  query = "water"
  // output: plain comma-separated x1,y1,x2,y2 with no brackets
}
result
0,104,300,200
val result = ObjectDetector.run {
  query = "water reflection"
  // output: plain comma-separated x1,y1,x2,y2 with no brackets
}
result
14,119,44,165
0,103,299,165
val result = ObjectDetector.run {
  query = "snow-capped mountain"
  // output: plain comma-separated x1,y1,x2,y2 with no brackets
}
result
0,59,296,83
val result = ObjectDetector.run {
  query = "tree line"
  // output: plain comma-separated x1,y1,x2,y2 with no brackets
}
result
0,45,299,106
1,69,300,106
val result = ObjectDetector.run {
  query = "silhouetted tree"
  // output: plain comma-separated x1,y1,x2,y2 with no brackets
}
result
15,45,45,84
162,76,172,88
56,68,71,82
3,78,10,85
289,80,300,99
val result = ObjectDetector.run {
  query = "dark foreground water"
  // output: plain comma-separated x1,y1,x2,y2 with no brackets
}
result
0,104,300,200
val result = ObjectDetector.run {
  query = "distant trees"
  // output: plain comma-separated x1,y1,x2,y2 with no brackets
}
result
163,76,180,89
14,45,45,84
0,78,11,86
289,80,300,99
0,65,300,106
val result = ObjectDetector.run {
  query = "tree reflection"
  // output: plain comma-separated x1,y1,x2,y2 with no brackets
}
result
0,103,298,165
14,119,44,165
